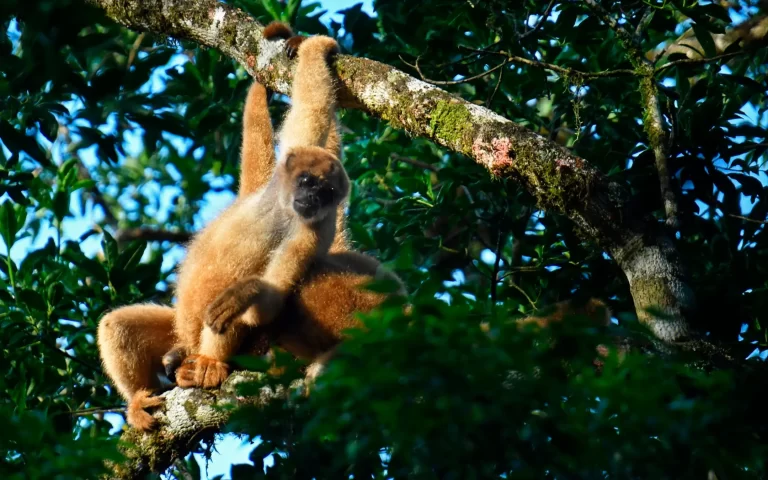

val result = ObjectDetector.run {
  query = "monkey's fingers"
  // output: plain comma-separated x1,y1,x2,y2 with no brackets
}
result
176,355,230,389
205,293,248,333
285,36,307,60
126,389,163,431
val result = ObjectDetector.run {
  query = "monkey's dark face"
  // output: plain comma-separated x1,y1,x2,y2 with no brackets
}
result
283,147,350,222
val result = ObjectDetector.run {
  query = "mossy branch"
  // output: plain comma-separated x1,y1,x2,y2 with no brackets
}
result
104,371,300,479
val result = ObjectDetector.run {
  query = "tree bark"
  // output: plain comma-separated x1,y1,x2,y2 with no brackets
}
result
105,372,298,479
84,0,697,341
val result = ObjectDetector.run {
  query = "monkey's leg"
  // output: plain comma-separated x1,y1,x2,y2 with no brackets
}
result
97,304,176,430
238,81,276,197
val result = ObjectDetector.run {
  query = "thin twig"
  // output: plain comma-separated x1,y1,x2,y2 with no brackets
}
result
458,45,638,78
509,281,538,311
40,338,103,375
115,227,192,244
490,230,505,305
581,1,679,227
486,64,505,107
655,51,749,74
402,55,509,86
127,32,146,69
172,458,195,480
434,41,500,68
519,0,556,39
729,214,768,224
68,406,126,417
582,0,647,59
391,153,440,172
634,6,654,40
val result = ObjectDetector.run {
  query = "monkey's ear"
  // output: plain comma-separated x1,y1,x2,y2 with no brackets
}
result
284,152,295,172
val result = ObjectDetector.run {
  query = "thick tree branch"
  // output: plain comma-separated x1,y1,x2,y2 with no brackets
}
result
114,227,192,244
84,0,696,342
105,372,299,479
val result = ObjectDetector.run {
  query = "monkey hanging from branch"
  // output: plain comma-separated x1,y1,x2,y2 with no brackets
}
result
97,22,405,431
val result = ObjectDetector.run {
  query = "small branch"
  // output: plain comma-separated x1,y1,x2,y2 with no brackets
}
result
634,7,654,40
582,0,647,59
40,337,103,375
126,32,146,69
402,55,509,86
655,51,749,75
486,64,504,107
68,406,126,417
519,0,556,39
490,230,505,305
729,214,768,224
509,281,538,311
582,1,680,228
458,45,639,79
115,227,192,244
391,153,440,172
640,75,679,229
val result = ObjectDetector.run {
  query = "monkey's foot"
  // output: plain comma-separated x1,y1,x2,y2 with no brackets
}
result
126,389,163,431
162,347,186,382
175,355,230,389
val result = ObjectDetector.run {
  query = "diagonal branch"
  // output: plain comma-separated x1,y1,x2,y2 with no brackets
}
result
105,372,299,479
85,0,696,343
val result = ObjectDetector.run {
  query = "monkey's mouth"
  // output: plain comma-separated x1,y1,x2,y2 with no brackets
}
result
293,198,321,219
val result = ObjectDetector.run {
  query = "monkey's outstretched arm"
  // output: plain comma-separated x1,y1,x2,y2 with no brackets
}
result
239,82,276,196
277,36,340,156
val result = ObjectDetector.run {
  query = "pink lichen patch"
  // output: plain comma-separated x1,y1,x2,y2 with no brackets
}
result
472,138,494,165
491,137,514,164
473,137,515,177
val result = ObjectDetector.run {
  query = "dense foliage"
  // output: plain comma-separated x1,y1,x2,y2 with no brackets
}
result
1,0,767,478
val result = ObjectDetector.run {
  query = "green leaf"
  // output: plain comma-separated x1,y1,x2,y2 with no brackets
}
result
101,231,118,269
0,201,18,250
692,23,717,58
17,289,46,311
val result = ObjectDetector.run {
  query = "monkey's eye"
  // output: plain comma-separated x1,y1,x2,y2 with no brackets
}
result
297,174,316,188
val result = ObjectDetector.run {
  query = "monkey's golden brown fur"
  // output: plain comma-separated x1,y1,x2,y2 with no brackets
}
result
97,22,404,431
172,31,352,389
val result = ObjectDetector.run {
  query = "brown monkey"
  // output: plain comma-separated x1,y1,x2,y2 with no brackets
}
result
171,31,350,389
97,22,404,431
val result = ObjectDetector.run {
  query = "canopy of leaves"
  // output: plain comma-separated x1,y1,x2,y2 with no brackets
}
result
1,0,767,478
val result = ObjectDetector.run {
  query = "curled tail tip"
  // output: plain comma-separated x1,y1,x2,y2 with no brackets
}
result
263,21,294,41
